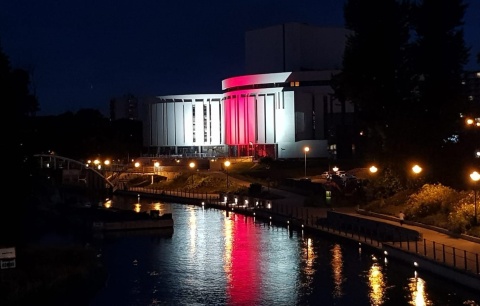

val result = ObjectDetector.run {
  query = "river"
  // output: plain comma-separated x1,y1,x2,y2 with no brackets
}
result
87,194,480,306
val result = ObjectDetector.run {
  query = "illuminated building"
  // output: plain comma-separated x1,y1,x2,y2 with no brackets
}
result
144,23,355,159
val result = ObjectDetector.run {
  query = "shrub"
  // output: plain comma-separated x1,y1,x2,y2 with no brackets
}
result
405,184,458,219
446,205,470,234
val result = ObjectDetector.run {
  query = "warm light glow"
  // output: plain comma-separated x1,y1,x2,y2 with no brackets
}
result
408,276,430,306
104,199,112,208
304,147,309,177
368,261,386,305
471,171,480,182
135,162,140,168
154,161,160,167
94,159,100,165
369,166,378,173
330,244,344,298
466,118,474,125
224,160,231,168
134,203,141,213
412,165,422,174
189,162,195,169
333,166,339,172
104,159,110,166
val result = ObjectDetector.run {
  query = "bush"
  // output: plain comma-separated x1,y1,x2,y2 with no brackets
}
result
405,184,458,219
447,209,471,234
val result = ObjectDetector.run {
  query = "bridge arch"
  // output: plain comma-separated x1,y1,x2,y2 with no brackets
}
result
34,154,115,188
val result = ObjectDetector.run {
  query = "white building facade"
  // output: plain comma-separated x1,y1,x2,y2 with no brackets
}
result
144,23,355,159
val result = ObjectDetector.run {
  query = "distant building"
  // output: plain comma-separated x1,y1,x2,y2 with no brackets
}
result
463,70,480,117
110,94,139,121
144,23,355,159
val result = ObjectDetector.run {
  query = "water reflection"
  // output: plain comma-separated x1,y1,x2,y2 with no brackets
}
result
228,213,261,305
368,256,386,306
408,272,431,306
188,207,197,255
134,203,141,213
86,195,480,306
331,244,344,298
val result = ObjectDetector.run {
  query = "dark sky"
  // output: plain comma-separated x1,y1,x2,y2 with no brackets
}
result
1,0,479,116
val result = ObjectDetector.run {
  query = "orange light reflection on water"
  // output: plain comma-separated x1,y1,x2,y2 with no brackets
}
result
368,256,386,306
330,244,344,298
407,273,431,306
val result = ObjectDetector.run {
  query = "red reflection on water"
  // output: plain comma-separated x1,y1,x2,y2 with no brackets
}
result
227,214,260,305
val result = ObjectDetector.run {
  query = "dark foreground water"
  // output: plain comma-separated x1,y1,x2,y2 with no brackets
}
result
88,195,480,306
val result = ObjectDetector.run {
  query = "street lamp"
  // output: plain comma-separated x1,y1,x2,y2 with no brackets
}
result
154,161,160,175
304,146,309,178
470,171,480,224
369,165,378,173
224,160,231,191
189,162,196,185
412,164,422,174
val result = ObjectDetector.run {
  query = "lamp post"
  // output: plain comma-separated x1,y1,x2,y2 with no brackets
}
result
304,146,309,178
470,171,480,225
224,160,231,191
189,162,196,185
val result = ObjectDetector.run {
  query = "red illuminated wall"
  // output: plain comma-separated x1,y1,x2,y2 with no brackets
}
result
224,95,256,145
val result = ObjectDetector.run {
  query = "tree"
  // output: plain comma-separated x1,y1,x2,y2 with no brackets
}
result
1,44,40,245
409,0,470,185
333,0,471,188
333,0,412,162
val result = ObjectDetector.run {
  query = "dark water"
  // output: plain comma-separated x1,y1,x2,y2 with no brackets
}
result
88,195,480,306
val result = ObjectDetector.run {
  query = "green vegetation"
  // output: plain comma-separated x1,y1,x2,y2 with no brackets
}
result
365,184,480,237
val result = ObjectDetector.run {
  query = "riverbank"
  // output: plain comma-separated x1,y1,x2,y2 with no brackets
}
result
117,186,480,292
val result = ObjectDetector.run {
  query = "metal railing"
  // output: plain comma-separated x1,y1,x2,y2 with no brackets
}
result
388,238,480,276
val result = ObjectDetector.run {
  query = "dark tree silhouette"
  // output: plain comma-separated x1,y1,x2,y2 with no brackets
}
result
333,0,411,165
409,0,470,185
333,0,471,188
1,44,40,245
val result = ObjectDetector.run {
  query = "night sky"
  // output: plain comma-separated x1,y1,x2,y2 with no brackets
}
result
1,0,479,116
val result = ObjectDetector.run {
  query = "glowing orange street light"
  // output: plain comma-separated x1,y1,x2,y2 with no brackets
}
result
412,164,422,174
224,160,231,190
369,165,378,173
189,162,196,185
304,147,310,178
470,171,480,224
